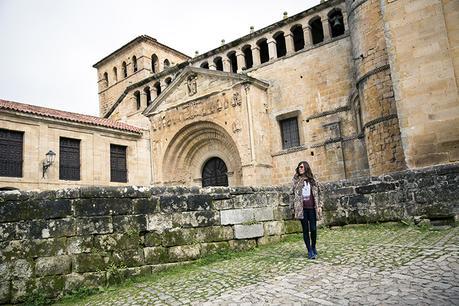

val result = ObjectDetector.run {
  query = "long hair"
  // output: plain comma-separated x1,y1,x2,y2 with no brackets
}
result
294,161,315,184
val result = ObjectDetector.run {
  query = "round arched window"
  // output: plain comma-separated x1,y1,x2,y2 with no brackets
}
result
202,157,228,187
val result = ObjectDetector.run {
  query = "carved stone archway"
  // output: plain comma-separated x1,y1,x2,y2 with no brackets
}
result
162,121,242,186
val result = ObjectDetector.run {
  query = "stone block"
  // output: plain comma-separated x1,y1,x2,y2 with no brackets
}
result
234,224,264,239
0,223,15,241
284,220,302,234
187,194,212,211
355,182,396,194
220,209,254,225
0,263,10,281
168,244,201,262
200,242,230,256
3,238,67,260
40,218,76,238
73,198,132,217
146,214,173,233
257,235,281,246
0,199,71,222
34,275,65,298
64,271,107,292
112,214,147,233
94,233,141,251
228,239,256,251
10,278,35,303
111,249,144,267
144,246,169,264
12,259,33,279
159,195,188,213
253,207,274,221
263,221,284,236
273,207,293,220
194,226,234,242
76,216,113,235
144,231,162,247
35,255,71,276
132,197,159,214
211,199,233,210
173,211,220,228
67,236,93,254
72,254,107,273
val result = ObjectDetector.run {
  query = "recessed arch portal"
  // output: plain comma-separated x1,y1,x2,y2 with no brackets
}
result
202,157,228,187
161,121,242,186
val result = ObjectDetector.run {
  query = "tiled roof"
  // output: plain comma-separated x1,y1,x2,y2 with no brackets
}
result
0,99,142,134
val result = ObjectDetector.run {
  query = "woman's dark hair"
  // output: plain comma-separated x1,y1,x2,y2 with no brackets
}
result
295,161,315,183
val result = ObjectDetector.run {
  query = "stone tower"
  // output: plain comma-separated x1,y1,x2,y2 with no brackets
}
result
346,0,406,176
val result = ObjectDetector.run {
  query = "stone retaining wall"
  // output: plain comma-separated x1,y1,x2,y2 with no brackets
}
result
0,186,299,303
0,163,458,303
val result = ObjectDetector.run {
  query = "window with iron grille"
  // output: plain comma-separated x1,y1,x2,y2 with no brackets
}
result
110,144,127,182
280,117,300,149
59,137,80,180
0,128,23,177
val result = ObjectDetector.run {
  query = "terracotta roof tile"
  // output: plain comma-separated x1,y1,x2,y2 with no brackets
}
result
0,99,142,134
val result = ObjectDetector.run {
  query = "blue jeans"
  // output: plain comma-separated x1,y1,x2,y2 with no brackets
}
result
300,208,317,252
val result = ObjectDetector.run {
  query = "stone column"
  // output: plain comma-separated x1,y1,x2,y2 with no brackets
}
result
209,60,217,70
285,33,295,55
251,46,261,66
236,50,245,72
303,25,312,47
267,38,277,60
322,18,331,41
342,11,349,32
160,80,167,92
222,58,231,72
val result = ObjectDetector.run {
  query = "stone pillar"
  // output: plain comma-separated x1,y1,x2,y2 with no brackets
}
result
222,58,231,72
251,46,261,66
151,86,158,99
267,39,277,60
236,51,245,72
303,25,312,47
209,60,217,70
342,11,349,33
322,18,331,41
285,33,295,55
160,80,167,92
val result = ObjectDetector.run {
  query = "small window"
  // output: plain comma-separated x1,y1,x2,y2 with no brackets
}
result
113,67,118,82
257,38,269,64
134,91,141,110
132,56,138,72
122,61,127,78
103,72,109,87
200,62,209,69
214,57,223,71
163,59,170,69
280,117,300,149
0,128,23,177
110,144,127,182
59,137,80,180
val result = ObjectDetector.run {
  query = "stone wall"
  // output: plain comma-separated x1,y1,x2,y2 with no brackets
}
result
0,186,298,303
322,163,459,225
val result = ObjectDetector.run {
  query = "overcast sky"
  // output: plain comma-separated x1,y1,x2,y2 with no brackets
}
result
0,0,320,116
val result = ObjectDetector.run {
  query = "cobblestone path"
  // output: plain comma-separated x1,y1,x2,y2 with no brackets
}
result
60,224,459,305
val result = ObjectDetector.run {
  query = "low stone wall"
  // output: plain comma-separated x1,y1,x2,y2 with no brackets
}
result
0,163,457,303
322,163,459,225
0,186,299,303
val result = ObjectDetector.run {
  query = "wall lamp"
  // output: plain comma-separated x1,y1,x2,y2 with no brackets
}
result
42,150,56,178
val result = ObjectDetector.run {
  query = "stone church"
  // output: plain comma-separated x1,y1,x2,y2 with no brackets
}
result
1,0,458,190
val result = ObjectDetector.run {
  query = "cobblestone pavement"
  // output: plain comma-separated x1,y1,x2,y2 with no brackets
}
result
61,224,459,305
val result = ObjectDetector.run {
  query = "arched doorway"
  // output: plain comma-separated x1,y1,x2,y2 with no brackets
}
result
202,157,228,187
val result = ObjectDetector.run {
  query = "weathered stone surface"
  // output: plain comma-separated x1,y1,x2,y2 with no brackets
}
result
257,235,281,246
220,209,254,225
284,220,302,234
144,247,169,265
173,211,219,228
112,214,147,233
76,216,113,235
72,254,107,273
35,255,71,276
67,236,93,254
73,198,132,217
94,233,141,251
200,242,230,256
0,281,10,304
263,221,284,236
234,224,264,239
111,249,144,267
64,272,107,292
168,244,201,262
12,259,32,279
228,239,256,251
146,214,173,233
132,197,159,214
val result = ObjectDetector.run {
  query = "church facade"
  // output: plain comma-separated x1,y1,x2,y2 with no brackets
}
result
1,0,458,190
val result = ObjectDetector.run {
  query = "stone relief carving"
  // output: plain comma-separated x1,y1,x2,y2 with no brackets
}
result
187,74,197,96
232,92,242,106
232,119,241,134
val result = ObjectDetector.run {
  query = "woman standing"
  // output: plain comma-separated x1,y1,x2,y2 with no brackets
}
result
292,161,323,259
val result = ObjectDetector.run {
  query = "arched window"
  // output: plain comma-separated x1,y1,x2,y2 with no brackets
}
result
257,38,269,64
151,54,159,73
242,45,253,69
163,59,170,70
202,157,228,187
291,25,305,51
134,91,141,110
165,77,172,86
103,72,109,87
214,57,223,71
122,61,127,78
200,62,209,69
328,8,345,38
309,17,324,45
154,81,161,96
132,56,138,72
113,67,118,82
273,31,286,58
227,51,237,73
144,87,151,105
